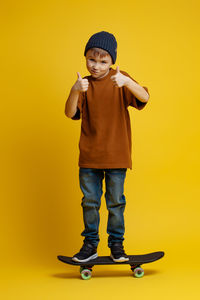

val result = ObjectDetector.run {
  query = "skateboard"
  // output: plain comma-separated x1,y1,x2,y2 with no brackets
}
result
57,251,165,280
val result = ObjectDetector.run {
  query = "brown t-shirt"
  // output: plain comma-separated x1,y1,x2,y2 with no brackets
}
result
71,67,149,170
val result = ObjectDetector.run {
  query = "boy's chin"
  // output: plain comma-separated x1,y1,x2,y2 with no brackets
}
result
90,73,100,78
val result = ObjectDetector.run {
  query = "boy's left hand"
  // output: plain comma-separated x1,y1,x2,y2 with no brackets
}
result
110,66,129,88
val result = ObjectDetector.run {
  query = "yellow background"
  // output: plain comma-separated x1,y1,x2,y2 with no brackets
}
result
1,0,200,298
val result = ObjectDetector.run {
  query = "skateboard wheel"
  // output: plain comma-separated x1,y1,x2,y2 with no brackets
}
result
80,269,92,280
133,267,144,278
80,266,85,273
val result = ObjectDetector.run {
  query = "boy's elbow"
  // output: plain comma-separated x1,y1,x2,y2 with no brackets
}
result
64,108,77,118
143,87,150,102
65,112,72,118
140,93,149,103
64,109,70,118
64,108,71,118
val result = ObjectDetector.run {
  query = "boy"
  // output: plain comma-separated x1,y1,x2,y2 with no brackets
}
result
65,31,150,263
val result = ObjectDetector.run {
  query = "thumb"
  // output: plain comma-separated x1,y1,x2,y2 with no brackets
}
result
77,72,82,80
116,66,120,73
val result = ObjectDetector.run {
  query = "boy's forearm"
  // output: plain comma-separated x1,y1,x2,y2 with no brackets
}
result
124,77,149,103
65,85,80,118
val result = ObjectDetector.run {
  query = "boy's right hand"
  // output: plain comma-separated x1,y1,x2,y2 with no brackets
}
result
73,72,89,92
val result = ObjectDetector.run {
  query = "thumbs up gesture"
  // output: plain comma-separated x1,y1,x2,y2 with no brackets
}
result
73,72,89,92
110,66,128,88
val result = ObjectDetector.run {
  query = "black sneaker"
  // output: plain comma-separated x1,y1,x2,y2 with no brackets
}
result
72,242,98,262
110,242,129,262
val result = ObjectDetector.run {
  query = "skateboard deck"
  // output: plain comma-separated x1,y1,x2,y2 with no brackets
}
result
57,251,165,279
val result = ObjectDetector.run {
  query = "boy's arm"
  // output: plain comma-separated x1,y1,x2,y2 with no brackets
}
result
64,72,89,119
124,77,149,103
111,68,150,106
65,85,80,118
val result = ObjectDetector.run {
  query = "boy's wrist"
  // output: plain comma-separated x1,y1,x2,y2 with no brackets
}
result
71,84,80,93
124,76,134,88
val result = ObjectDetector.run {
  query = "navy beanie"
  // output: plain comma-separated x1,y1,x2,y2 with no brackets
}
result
84,31,117,64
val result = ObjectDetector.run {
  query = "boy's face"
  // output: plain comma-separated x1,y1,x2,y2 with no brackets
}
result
86,49,113,79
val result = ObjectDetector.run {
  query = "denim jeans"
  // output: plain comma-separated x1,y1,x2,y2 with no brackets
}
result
79,167,127,248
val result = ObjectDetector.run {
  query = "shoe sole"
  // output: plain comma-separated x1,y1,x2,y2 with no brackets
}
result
72,253,98,263
110,253,129,262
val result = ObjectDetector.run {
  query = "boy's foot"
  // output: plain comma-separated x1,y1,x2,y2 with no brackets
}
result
72,241,98,262
110,242,129,262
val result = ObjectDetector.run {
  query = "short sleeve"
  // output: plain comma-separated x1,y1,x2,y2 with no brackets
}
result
71,91,85,120
121,71,150,110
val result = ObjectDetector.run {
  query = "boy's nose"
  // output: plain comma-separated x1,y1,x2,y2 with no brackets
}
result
92,65,98,70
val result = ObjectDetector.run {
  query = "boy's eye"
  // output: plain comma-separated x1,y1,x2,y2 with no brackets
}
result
89,59,107,63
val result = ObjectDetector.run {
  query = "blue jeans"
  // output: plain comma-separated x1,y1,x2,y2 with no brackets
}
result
79,167,127,248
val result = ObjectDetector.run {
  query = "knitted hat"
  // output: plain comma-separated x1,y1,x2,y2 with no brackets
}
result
84,31,117,64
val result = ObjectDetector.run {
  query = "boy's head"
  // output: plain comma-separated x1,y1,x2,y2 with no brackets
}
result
84,31,117,79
